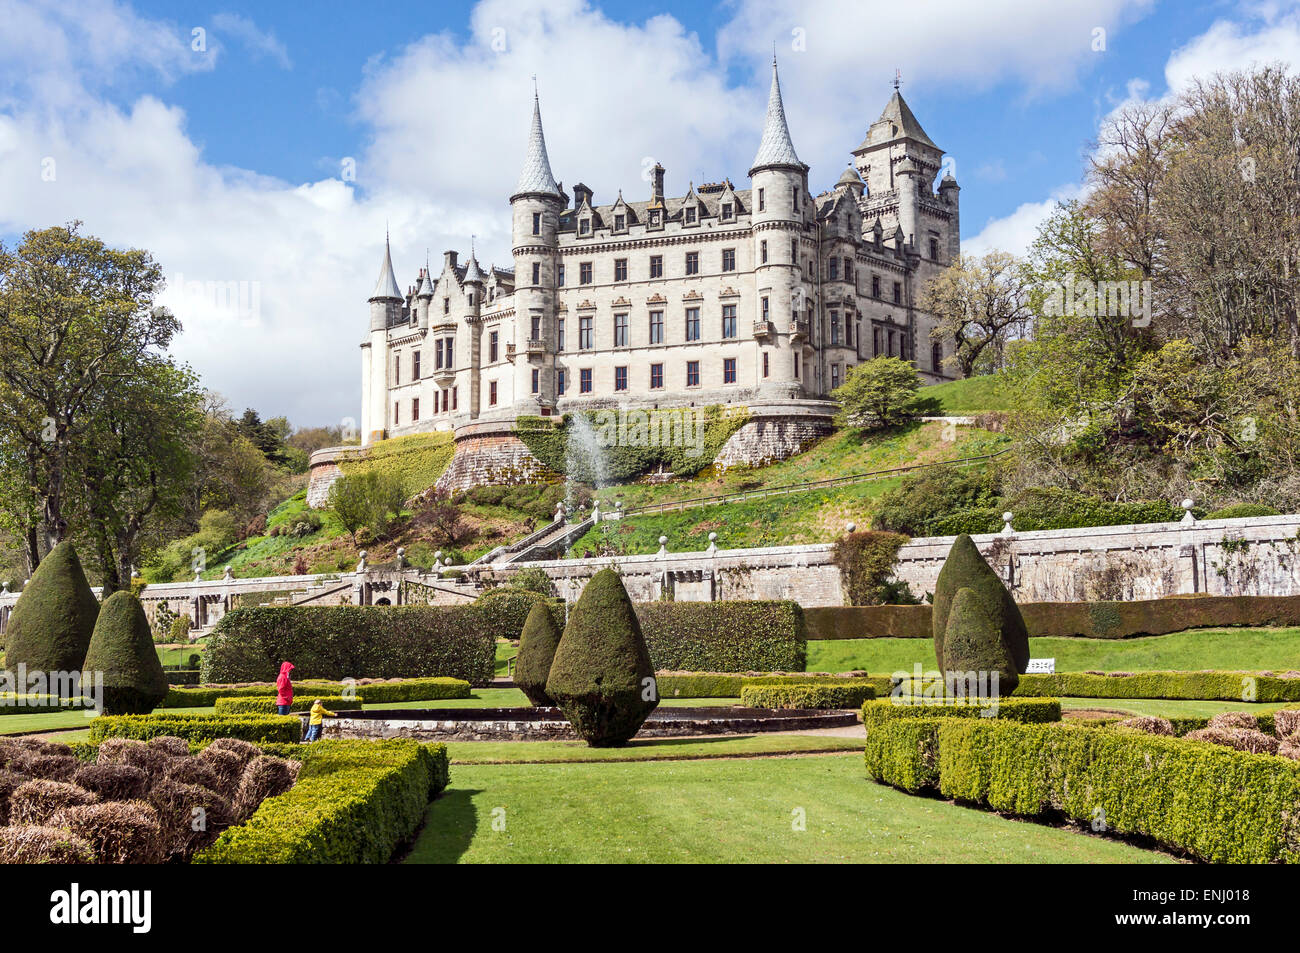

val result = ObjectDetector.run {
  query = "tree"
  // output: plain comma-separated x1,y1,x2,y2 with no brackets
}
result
920,251,1035,377
81,590,169,714
412,492,467,549
3,541,100,676
0,224,179,568
326,471,406,545
515,601,561,706
931,534,1029,692
831,357,921,430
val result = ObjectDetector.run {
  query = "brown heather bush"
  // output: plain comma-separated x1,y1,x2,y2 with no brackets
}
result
1207,711,1260,731
0,771,30,825
1273,709,1300,738
1279,741,1300,761
233,756,298,821
72,764,149,801
163,758,222,794
1117,716,1175,736
24,755,79,783
1184,726,1281,755
9,779,98,826
146,736,191,759
96,739,168,775
194,747,244,797
147,779,233,860
204,737,261,768
53,801,163,865
0,825,95,864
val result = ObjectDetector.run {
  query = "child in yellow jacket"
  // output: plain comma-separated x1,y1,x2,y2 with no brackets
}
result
304,699,337,742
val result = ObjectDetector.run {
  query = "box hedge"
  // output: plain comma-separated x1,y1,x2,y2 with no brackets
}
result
1013,671,1300,702
652,672,893,698
195,739,448,864
202,606,498,685
0,692,87,715
88,712,302,745
214,695,355,716
164,676,471,708
740,683,875,709
861,696,1062,726
634,601,805,672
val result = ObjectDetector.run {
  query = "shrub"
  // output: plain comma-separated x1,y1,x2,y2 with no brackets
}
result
547,569,658,747
72,764,150,801
861,696,1062,725
95,738,169,775
0,825,95,863
1183,726,1280,755
804,605,931,640
931,535,1028,687
739,683,875,709
82,591,170,714
24,754,78,782
53,801,164,864
872,465,996,536
147,735,191,758
655,672,748,698
1275,709,1300,738
195,739,448,864
233,755,298,821
832,530,915,606
831,356,921,430
9,779,98,825
89,713,301,746
515,601,562,706
164,676,471,708
204,737,263,770
164,757,223,793
1208,711,1262,731
202,607,496,685
0,771,30,824
1014,671,1300,702
930,488,1180,535
214,695,353,716
148,779,234,860
3,541,100,675
473,589,552,641
635,601,806,672
1116,716,1175,736
1204,502,1280,520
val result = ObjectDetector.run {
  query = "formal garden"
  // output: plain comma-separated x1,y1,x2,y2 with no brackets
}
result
0,530,1298,865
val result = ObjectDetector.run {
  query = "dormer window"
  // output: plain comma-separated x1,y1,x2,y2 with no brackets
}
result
580,218,591,235
685,207,696,224
614,214,625,231
468,293,475,306
721,203,733,220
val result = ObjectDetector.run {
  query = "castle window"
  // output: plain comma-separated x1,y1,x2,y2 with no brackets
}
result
394,354,401,384
650,363,664,389
791,186,799,212
615,214,625,231
557,264,565,286
871,275,880,298
650,210,660,226
685,307,700,342
685,206,696,224
722,248,735,272
760,241,767,264
873,327,882,356
932,341,943,372
686,361,699,387
831,364,841,390
721,203,732,220
685,251,698,275
580,262,593,284
614,313,628,347
445,338,454,368
452,386,458,410
721,304,736,339
845,258,853,280
489,381,497,406
580,218,591,235
490,331,499,363
532,262,540,285
791,240,796,263
893,282,902,304
578,316,592,350
650,255,663,279
532,212,541,235
413,351,421,379
829,258,839,281
444,297,450,314
435,340,443,369
531,315,542,341
413,397,420,420
532,368,539,394
724,358,736,384
614,258,627,282
761,297,769,322
615,366,627,391
930,237,939,260
578,368,592,393
757,189,765,212
762,352,770,378
793,356,800,379
558,317,566,351
830,310,840,345
468,293,474,306
441,389,448,412
845,313,853,347
557,369,567,395
649,310,664,344
393,402,399,425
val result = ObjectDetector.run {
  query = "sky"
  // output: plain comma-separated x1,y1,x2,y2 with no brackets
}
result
1,0,1298,428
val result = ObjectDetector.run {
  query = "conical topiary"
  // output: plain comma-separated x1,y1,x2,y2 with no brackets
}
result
545,568,658,747
81,591,169,715
515,600,562,706
941,587,1019,693
931,534,1029,679
3,541,100,675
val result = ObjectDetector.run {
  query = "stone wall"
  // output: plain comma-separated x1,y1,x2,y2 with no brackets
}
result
306,445,371,509
435,421,557,494
715,402,835,470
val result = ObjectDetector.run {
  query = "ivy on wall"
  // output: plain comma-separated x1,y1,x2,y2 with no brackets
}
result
339,432,455,497
832,529,917,605
516,406,749,484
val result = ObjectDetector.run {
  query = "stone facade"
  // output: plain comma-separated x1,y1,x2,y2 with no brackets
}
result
434,421,557,494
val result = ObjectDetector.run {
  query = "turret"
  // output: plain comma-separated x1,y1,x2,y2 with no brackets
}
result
362,234,403,445
748,57,809,399
368,234,403,331
895,154,919,252
939,170,961,262
415,264,434,329
510,90,562,415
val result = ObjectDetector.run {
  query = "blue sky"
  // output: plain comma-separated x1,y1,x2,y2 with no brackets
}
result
2,0,1298,425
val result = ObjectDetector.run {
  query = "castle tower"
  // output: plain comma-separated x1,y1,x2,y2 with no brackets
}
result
361,234,403,445
509,91,563,416
748,57,808,399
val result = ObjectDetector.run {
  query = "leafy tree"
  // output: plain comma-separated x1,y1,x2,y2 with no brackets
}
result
920,251,1035,376
326,471,406,545
831,357,922,430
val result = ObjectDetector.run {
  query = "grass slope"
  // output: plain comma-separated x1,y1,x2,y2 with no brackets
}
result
404,754,1168,864
448,734,863,764
916,374,1015,415
807,627,1300,674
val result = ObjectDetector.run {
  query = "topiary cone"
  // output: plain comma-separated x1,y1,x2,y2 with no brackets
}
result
545,568,657,747
515,600,562,706
81,591,169,715
931,534,1029,676
3,541,100,676
941,586,1019,694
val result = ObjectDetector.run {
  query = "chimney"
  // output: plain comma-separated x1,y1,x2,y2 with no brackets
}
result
652,163,665,204
573,182,593,208
443,250,458,269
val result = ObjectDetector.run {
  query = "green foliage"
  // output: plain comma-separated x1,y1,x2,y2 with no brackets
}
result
88,712,301,744
0,692,86,714
831,357,922,429
872,464,997,536
931,487,1180,535
506,566,554,596
654,673,748,698
516,406,748,483
860,696,1062,726
202,607,497,685
515,602,562,706
941,587,1018,690
81,591,169,714
195,739,449,864
472,588,553,641
214,694,354,715
831,530,914,605
1205,502,1281,520
803,605,931,640
546,569,658,746
327,470,406,544
1013,670,1300,702
164,677,471,708
635,601,806,672
340,433,454,499
931,535,1029,686
3,541,99,672
739,683,875,709
916,374,1016,414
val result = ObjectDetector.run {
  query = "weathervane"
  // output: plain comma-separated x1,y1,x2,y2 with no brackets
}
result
894,68,902,91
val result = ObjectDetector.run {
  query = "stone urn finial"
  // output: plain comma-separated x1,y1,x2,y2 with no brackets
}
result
434,550,443,570
1000,512,1015,535
395,547,406,569
657,535,669,557
222,565,234,582
356,550,368,573
846,522,856,534
1181,499,1196,525
706,531,718,554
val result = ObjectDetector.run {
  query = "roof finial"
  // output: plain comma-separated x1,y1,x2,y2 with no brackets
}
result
894,68,902,91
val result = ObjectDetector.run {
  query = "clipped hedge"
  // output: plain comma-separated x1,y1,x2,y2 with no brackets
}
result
634,601,805,672
214,695,355,716
88,712,301,745
653,672,893,699
740,683,875,709
861,696,1062,725
897,719,1300,863
1014,670,1300,702
805,594,1300,640
166,670,201,686
202,606,496,685
195,739,449,864
0,692,87,715
164,676,471,709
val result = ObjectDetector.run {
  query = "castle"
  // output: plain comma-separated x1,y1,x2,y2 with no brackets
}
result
358,61,961,491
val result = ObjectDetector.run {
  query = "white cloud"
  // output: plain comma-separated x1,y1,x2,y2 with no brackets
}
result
963,184,1086,258
210,12,292,70
1165,9,1300,92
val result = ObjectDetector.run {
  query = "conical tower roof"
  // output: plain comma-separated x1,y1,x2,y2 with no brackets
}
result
749,58,805,175
874,90,937,149
370,234,402,301
512,92,561,200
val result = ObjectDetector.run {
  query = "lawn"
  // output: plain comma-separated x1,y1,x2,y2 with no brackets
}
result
447,733,863,764
404,753,1170,864
1059,697,1293,719
916,374,1014,415
806,627,1300,673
